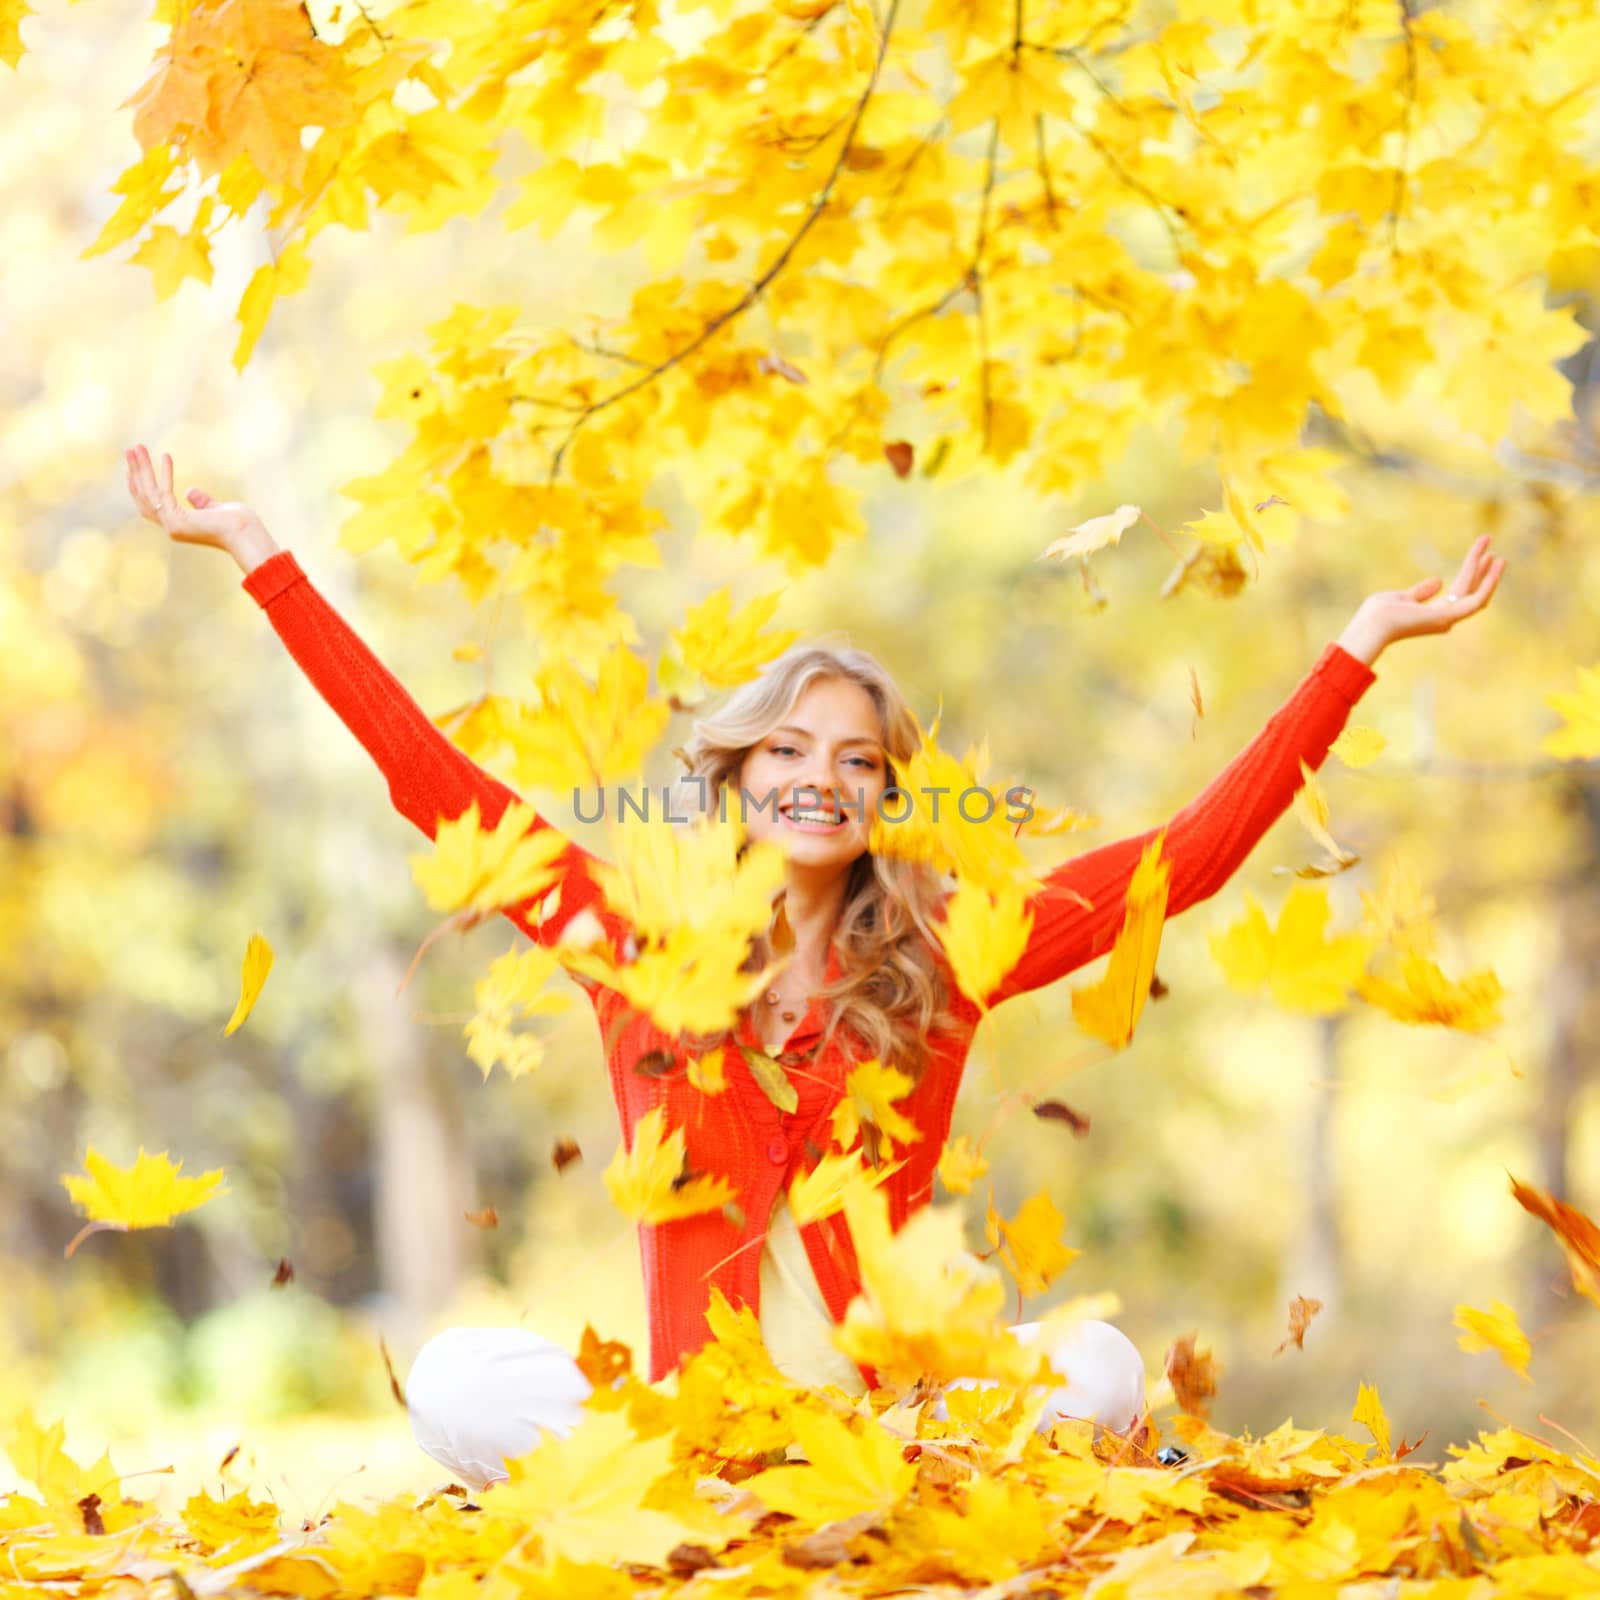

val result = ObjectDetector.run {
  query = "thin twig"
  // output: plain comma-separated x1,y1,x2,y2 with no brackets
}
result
544,0,904,481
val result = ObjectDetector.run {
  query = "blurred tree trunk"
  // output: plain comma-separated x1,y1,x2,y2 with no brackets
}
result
1521,770,1600,1308
1283,1016,1343,1309
355,940,475,1340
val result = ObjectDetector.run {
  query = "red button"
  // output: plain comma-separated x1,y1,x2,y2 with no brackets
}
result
766,1138,787,1165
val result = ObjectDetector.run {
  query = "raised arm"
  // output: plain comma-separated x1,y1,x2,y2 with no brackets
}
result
984,532,1505,1008
124,444,625,959
984,642,1373,1007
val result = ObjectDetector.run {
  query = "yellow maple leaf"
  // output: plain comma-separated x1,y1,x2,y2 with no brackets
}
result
2,1413,136,1534
835,1185,1045,1388
993,1190,1080,1297
1329,724,1386,768
1070,834,1170,1049
746,1409,917,1528
1454,1300,1532,1382
464,944,573,1080
408,798,568,918
1038,504,1142,565
1209,885,1374,1015
1359,854,1438,958
687,1050,727,1095
937,1134,988,1195
589,811,785,945
601,1108,737,1225
1292,759,1358,869
937,877,1034,1009
129,211,216,302
1357,952,1504,1033
868,715,1038,895
1351,1380,1393,1463
669,586,799,690
222,930,274,1037
1542,663,1600,760
509,646,670,790
566,925,780,1037
788,1150,903,1226
486,1405,705,1567
946,47,1078,154
830,1057,922,1156
61,1147,226,1229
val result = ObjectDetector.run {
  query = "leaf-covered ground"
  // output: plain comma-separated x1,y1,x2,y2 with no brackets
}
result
5,1313,1597,1600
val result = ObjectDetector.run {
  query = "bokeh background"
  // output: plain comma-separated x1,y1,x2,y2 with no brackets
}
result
3,0,1598,1514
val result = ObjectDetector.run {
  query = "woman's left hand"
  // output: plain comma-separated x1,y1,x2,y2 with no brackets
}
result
1336,534,1505,667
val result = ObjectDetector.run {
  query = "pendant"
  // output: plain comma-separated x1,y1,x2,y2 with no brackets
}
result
782,1010,797,1022
765,989,780,1005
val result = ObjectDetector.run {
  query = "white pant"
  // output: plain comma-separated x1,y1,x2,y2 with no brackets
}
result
406,1319,1146,1490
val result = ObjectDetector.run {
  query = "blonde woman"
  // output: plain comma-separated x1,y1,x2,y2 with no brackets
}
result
125,443,1504,1489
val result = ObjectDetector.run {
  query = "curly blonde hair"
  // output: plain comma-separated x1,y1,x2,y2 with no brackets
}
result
666,642,964,1082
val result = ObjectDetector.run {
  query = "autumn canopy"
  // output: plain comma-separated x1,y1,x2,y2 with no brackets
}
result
4,0,1600,1591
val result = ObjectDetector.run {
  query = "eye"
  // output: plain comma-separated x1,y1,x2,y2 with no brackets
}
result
771,744,799,757
848,754,879,768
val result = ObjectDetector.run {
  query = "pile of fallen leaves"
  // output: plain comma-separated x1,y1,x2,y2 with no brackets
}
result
5,1296,1598,1600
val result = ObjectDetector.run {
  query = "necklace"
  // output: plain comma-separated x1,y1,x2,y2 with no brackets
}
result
763,981,805,1024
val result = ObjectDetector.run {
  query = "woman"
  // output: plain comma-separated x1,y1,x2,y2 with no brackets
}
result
124,444,1503,1488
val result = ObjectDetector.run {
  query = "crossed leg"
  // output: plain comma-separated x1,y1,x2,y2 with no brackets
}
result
405,1319,1147,1491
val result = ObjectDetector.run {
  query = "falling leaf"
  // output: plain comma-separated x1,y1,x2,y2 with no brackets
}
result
222,931,274,1036
787,1150,902,1226
270,1257,295,1289
1292,759,1358,870
1165,1332,1219,1419
1209,884,1374,1015
410,798,569,918
575,1325,633,1387
1509,1176,1600,1308
464,1207,500,1229
61,1147,226,1243
1357,953,1505,1033
602,1107,738,1224
738,1044,799,1114
1274,1295,1323,1354
1039,503,1142,564
379,1335,407,1409
1352,1380,1393,1462
553,1136,583,1172
1542,663,1600,759
831,1058,922,1157
1032,1100,1091,1137
670,587,800,690
937,1134,987,1195
937,877,1035,1008
993,1191,1080,1297
884,441,915,478
1330,724,1386,767
687,1051,727,1095
1454,1300,1532,1381
1071,834,1170,1048
1189,666,1203,731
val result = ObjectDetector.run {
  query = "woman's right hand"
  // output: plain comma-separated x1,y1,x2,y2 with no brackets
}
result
124,443,278,570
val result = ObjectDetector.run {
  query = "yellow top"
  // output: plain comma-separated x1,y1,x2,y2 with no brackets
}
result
757,1192,868,1393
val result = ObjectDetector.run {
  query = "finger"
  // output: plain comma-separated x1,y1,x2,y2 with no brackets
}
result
161,452,177,501
1449,534,1490,597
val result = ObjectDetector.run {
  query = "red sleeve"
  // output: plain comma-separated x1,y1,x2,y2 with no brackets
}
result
984,641,1376,1007
241,549,627,958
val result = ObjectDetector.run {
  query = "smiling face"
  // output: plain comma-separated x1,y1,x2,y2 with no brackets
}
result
735,675,890,873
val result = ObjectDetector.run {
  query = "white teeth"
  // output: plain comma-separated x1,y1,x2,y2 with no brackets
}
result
788,808,841,823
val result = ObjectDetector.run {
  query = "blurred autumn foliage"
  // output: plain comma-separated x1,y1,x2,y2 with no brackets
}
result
4,0,1600,1587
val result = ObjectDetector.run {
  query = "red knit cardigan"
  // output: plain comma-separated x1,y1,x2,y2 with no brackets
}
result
243,549,1377,1383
